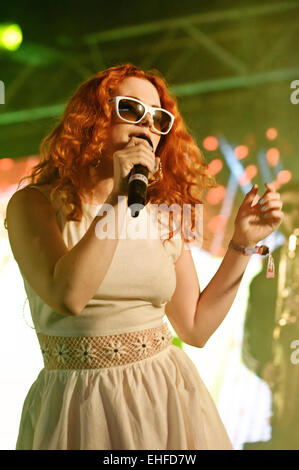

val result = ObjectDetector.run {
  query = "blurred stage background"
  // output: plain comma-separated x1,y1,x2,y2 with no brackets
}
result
1,0,299,450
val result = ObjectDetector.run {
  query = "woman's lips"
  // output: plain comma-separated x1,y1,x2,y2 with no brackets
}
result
132,134,154,151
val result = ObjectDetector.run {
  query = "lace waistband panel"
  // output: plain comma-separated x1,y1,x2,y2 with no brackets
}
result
37,323,173,370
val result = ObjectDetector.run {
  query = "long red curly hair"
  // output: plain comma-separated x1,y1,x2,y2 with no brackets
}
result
8,63,215,242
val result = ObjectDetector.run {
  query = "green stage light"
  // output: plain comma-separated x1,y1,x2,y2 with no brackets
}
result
0,24,23,51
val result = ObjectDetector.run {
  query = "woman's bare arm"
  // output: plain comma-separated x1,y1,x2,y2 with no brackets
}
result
6,188,125,316
165,243,251,347
53,192,126,315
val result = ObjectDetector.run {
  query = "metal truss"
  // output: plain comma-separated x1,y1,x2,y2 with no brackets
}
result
1,1,299,126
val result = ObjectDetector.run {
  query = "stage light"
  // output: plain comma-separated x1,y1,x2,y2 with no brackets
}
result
0,158,14,171
203,136,218,151
266,127,278,140
208,158,223,176
0,24,23,51
266,147,280,167
246,164,258,179
234,145,248,160
239,165,258,186
206,186,226,205
277,169,292,184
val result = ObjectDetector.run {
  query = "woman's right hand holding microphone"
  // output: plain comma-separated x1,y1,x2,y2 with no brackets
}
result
109,136,160,199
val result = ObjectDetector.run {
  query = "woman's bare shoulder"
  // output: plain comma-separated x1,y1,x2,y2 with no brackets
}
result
7,183,70,225
8,183,56,216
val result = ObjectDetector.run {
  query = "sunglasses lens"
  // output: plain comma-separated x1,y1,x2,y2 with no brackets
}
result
153,109,172,133
117,98,172,134
118,99,144,122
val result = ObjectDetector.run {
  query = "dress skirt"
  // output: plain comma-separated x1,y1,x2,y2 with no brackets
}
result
15,322,233,450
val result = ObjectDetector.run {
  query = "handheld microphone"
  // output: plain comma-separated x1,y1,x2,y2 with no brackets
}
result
127,136,153,218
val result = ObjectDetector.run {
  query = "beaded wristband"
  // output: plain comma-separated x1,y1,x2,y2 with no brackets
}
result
228,240,275,278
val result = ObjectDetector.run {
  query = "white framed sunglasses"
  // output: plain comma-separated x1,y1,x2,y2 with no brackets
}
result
109,95,175,135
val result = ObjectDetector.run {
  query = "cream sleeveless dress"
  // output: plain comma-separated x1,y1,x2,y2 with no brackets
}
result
15,184,233,450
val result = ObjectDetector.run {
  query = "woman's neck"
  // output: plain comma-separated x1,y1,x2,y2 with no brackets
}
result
81,164,114,205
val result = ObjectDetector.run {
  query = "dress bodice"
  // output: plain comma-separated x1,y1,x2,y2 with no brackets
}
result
20,185,182,336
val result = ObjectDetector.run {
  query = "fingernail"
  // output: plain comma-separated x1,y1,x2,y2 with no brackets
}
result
264,213,268,217
251,193,259,207
259,198,264,205
152,162,156,172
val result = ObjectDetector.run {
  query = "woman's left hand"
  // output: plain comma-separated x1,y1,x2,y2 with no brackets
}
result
232,182,284,247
